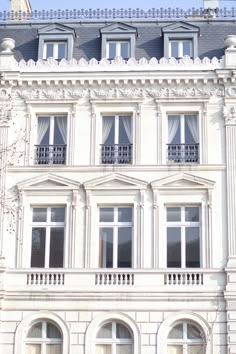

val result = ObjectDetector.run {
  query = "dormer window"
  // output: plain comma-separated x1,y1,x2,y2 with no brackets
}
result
162,22,199,59
100,22,137,60
38,23,75,61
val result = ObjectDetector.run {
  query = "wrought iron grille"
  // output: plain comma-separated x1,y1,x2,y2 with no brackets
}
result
35,144,66,165
100,144,132,164
167,144,199,163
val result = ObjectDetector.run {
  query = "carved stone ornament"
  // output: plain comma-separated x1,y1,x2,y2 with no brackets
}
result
224,106,236,125
13,86,224,101
0,100,13,127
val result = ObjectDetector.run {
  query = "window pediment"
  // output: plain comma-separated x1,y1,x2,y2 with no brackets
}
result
100,22,137,35
151,173,215,190
84,173,147,191
17,173,80,191
38,23,76,37
162,21,200,34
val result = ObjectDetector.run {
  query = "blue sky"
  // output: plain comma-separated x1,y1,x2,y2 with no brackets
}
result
1,0,236,11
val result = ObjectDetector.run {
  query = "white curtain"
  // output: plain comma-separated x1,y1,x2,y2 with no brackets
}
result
25,344,41,354
187,345,204,354
122,116,132,143
46,344,62,354
56,116,67,144
167,345,182,354
168,116,179,144
186,115,198,143
37,117,49,144
102,117,113,144
96,344,112,354
116,344,132,354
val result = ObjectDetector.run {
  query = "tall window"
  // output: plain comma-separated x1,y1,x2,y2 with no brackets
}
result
31,207,65,268
35,115,67,165
25,321,62,354
167,322,204,354
96,321,133,354
106,41,130,60
169,39,193,58
99,207,133,268
166,206,201,268
167,114,199,163
43,41,67,60
101,115,132,164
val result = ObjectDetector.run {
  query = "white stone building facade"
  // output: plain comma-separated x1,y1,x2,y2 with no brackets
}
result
1,1,236,354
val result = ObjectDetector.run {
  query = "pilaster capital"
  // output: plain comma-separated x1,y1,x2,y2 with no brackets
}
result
224,106,236,125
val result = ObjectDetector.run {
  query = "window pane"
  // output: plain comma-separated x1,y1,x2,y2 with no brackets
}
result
99,228,113,268
119,117,131,144
100,208,114,222
118,207,132,222
46,344,62,354
118,227,132,268
185,116,198,144
168,115,180,144
170,41,179,57
186,227,200,268
185,207,199,222
51,208,65,222
102,117,115,144
38,117,50,145
46,43,54,58
167,345,182,354
168,324,183,339
31,228,46,267
33,208,47,222
167,207,181,222
27,322,42,338
117,344,132,354
54,117,67,144
183,41,191,56
97,323,112,338
116,323,132,339
25,344,41,354
187,324,202,339
167,227,181,268
108,42,116,59
47,323,62,338
58,43,66,60
96,344,112,354
120,42,129,58
187,346,204,354
49,228,64,268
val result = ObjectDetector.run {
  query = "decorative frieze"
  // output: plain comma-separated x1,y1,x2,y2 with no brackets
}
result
13,86,225,101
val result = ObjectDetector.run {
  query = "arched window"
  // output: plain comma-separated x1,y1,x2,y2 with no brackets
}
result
95,321,133,354
167,322,204,354
25,321,62,354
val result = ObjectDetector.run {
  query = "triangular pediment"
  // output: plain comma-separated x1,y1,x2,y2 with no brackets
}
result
162,21,199,34
17,174,80,190
151,173,215,190
100,22,137,35
38,23,75,37
84,173,147,190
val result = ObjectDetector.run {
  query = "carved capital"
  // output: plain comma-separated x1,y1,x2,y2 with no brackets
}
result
0,99,13,127
225,106,236,125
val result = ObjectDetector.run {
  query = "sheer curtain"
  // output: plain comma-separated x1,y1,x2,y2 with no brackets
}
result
37,117,49,144
56,116,67,143
122,116,132,143
25,344,41,354
46,344,62,354
186,115,198,143
96,344,112,354
102,117,113,144
116,344,132,354
168,116,179,144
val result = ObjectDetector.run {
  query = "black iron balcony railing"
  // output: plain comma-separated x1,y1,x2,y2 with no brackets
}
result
167,144,199,163
35,144,67,165
100,144,132,164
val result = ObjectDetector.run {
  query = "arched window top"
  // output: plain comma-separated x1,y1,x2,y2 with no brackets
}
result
95,321,133,354
27,321,62,339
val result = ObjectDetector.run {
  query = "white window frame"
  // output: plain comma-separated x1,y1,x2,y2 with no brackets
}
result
169,39,193,58
98,206,133,268
37,115,68,144
25,320,63,354
43,41,67,60
166,322,204,354
31,206,65,268
95,321,133,354
106,40,130,59
165,205,201,268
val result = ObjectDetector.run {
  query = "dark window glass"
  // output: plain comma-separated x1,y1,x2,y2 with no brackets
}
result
99,228,113,268
186,227,200,268
167,207,181,222
31,228,46,267
118,227,132,268
49,228,64,268
100,208,114,222
167,227,181,267
33,208,47,222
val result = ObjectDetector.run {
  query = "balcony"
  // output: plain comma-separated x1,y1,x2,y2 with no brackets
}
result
167,144,199,163
34,144,66,165
100,144,132,164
